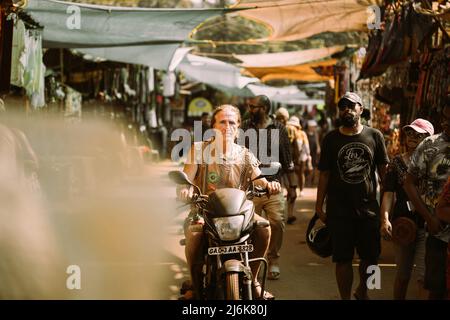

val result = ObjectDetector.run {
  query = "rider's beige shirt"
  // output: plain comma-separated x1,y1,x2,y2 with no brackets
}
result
190,140,260,195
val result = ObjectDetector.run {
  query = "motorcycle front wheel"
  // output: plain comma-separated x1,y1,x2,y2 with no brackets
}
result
225,272,240,300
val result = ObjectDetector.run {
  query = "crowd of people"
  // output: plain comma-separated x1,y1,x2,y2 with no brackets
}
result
177,92,450,300
2,91,449,300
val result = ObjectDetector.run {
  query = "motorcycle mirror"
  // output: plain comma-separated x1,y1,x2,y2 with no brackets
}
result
168,171,193,185
168,171,202,195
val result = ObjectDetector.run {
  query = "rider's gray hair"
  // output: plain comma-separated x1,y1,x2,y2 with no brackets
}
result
210,104,241,128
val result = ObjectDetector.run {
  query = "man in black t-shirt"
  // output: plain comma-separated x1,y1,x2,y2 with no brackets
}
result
315,92,389,300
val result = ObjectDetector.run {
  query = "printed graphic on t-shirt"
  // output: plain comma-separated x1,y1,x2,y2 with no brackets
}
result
208,171,220,184
337,142,373,184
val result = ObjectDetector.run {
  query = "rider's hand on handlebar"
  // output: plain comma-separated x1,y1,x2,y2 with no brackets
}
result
177,186,193,202
266,181,281,195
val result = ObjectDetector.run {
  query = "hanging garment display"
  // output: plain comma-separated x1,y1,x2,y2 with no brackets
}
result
65,86,82,118
405,47,449,124
10,19,46,108
163,72,176,97
25,29,45,108
359,3,435,80
10,19,26,87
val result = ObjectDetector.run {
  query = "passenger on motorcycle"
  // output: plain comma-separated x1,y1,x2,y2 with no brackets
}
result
177,104,281,299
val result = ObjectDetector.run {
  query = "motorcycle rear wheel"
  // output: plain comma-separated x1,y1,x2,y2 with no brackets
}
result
225,272,240,300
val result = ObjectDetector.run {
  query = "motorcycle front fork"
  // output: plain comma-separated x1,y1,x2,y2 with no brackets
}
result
213,241,268,300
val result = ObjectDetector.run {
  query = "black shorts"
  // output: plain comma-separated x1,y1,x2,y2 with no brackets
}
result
328,216,381,264
424,235,448,295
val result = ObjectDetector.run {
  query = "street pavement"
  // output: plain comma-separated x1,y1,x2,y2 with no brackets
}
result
154,160,422,300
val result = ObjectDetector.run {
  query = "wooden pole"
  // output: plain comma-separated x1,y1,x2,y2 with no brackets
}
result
60,48,64,84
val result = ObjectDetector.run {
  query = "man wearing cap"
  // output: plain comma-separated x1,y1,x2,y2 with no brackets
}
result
315,92,389,300
403,98,450,300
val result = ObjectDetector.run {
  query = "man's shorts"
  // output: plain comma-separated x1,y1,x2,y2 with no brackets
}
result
327,216,381,264
424,235,448,295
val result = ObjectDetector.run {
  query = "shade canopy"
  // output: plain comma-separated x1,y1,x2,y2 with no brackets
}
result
245,59,337,82
24,0,239,69
235,45,346,68
236,0,378,41
177,54,259,90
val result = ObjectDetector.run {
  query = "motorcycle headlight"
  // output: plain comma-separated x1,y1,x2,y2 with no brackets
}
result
213,216,244,241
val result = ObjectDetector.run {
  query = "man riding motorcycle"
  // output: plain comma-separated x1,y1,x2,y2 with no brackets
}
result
177,104,281,299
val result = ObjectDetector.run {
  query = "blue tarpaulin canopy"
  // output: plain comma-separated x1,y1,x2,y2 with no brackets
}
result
24,0,240,70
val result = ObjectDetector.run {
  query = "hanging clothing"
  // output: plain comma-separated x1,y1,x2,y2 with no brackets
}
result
163,72,176,97
65,87,82,117
11,20,45,108
10,19,26,87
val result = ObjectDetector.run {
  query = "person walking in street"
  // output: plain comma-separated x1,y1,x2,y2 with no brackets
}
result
287,116,311,198
241,95,294,280
380,118,434,299
306,119,320,187
275,108,299,224
403,99,450,300
177,104,280,299
285,116,311,223
200,112,211,138
315,92,389,300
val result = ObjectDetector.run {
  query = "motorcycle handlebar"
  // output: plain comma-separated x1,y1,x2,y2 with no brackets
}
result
190,193,209,205
250,186,269,198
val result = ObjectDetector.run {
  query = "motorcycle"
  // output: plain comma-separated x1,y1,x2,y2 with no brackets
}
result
169,163,280,300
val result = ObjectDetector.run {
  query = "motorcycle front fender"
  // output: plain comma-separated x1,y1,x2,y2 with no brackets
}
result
223,259,245,273
222,260,252,280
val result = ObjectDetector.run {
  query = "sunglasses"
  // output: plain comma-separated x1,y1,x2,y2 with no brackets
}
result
404,130,428,139
337,102,357,111
248,104,264,110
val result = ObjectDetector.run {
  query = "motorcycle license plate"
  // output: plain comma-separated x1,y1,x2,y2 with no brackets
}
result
208,244,254,255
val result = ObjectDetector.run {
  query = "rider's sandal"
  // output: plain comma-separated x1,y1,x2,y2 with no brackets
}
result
178,290,195,300
253,283,275,300
179,280,195,300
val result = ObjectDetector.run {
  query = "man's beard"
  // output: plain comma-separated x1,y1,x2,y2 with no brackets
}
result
341,114,359,127
250,110,265,124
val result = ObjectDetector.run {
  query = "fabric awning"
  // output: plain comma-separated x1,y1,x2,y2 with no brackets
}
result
235,45,346,68
24,0,239,69
235,0,378,41
245,84,324,104
245,59,337,82
271,91,324,105
246,84,301,97
177,54,259,90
